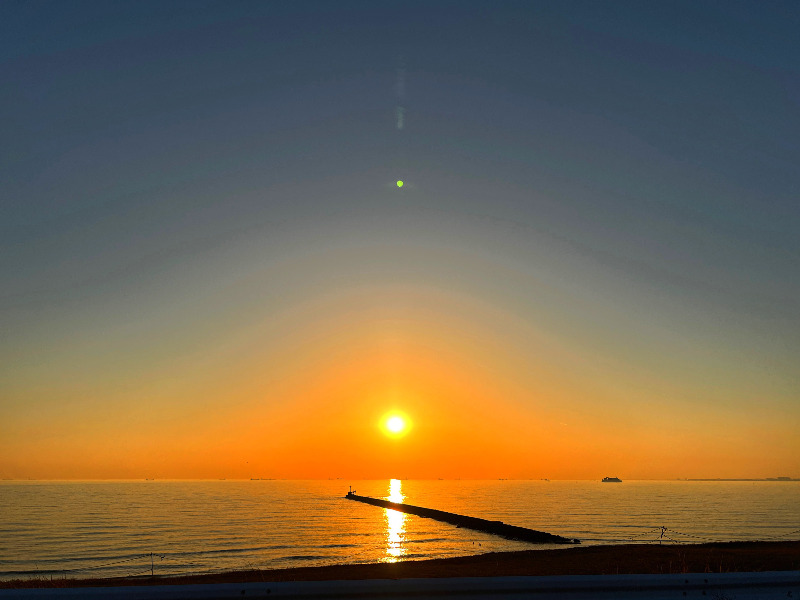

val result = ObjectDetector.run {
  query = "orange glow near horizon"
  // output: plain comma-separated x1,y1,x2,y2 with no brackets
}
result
1,283,798,481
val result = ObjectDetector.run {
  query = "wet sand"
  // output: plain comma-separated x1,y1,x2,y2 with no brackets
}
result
4,541,799,588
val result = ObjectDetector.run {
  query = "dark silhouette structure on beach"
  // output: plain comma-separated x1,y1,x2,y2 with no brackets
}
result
345,491,579,545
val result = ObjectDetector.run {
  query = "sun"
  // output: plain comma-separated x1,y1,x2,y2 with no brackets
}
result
387,416,405,433
380,411,412,439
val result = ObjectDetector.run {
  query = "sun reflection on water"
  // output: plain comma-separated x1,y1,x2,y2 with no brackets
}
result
384,479,406,562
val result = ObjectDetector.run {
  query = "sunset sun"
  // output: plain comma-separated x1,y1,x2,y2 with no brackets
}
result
387,416,405,433
381,412,412,439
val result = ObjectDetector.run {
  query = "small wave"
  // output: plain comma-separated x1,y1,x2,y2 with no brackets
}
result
319,544,357,549
407,538,446,544
45,553,145,566
281,555,329,561
169,545,293,557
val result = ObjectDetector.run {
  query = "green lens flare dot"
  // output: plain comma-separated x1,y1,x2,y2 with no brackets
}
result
396,180,404,188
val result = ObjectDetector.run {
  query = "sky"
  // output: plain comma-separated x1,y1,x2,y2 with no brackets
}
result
1,0,798,480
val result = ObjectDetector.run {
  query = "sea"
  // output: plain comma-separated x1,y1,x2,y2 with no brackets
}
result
1,479,798,580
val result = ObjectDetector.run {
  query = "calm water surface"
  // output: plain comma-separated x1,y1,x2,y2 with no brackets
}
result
0,480,797,579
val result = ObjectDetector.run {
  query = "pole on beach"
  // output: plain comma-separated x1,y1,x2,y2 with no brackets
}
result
149,552,164,577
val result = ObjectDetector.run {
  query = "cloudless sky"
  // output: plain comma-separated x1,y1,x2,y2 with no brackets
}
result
1,0,798,479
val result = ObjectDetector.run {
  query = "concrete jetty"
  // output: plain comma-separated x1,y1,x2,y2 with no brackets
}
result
345,491,579,545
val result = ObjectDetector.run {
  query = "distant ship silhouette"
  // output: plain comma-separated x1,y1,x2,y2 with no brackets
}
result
602,476,622,483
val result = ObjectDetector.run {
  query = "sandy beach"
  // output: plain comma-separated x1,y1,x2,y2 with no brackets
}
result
4,541,798,589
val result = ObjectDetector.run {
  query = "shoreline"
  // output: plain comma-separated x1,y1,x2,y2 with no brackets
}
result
3,541,799,589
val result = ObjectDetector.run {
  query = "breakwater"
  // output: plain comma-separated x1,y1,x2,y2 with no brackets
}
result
345,492,579,545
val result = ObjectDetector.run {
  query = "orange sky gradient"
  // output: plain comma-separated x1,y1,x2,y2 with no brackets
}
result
2,3,799,483
2,283,797,481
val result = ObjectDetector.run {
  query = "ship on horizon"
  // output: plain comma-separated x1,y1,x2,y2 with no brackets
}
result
602,476,622,483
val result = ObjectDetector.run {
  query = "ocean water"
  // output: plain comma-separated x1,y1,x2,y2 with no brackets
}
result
0,479,797,580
